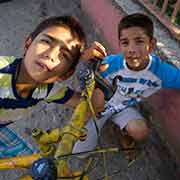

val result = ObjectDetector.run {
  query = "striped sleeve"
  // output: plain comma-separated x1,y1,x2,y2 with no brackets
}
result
46,87,74,104
149,55,180,88
100,54,124,78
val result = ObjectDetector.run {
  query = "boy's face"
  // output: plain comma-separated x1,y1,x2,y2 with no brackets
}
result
119,27,156,71
24,25,81,83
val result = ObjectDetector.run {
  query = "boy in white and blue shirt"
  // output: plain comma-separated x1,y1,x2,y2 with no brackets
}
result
73,13,180,158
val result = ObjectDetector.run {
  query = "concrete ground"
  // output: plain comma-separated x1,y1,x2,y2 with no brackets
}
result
0,0,179,179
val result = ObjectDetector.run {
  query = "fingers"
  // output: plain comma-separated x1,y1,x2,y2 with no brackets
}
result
81,41,107,61
92,41,107,58
98,64,109,72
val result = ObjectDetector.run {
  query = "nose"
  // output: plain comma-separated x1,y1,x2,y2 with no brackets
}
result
43,45,59,63
128,43,136,56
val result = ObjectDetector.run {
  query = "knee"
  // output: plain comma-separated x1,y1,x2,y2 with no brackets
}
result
126,119,149,141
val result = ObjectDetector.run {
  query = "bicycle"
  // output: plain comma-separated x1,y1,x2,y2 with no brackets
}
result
0,60,140,180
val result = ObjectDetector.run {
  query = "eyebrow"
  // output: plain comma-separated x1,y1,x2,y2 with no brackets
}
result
119,36,145,42
46,34,80,59
42,33,75,45
119,38,128,42
42,33,80,60
42,34,62,43
134,37,145,40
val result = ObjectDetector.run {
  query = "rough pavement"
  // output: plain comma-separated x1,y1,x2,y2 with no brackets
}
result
0,0,179,179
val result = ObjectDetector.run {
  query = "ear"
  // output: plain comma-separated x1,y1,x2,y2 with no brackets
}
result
149,37,157,53
59,69,75,81
118,40,122,51
24,36,33,55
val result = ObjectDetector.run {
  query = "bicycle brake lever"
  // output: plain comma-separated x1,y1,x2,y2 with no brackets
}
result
77,63,94,90
88,58,119,101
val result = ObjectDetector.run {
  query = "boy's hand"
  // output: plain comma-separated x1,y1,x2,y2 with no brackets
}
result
99,64,109,73
81,41,107,62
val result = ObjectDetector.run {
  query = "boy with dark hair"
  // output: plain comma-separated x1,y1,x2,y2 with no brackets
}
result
73,13,180,160
0,15,105,157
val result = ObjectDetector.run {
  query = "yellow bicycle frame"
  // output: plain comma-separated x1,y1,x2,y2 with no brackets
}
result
0,67,96,180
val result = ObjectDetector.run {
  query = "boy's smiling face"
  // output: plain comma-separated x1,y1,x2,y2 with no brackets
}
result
23,25,81,83
119,26,156,71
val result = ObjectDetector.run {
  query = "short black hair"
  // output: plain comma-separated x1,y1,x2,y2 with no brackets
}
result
30,16,86,49
30,15,86,70
118,13,154,39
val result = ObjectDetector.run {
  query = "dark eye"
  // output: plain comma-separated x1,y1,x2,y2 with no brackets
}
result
40,39,51,45
120,41,128,46
59,47,72,61
60,46,68,52
136,39,144,44
60,47,68,56
137,40,144,43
